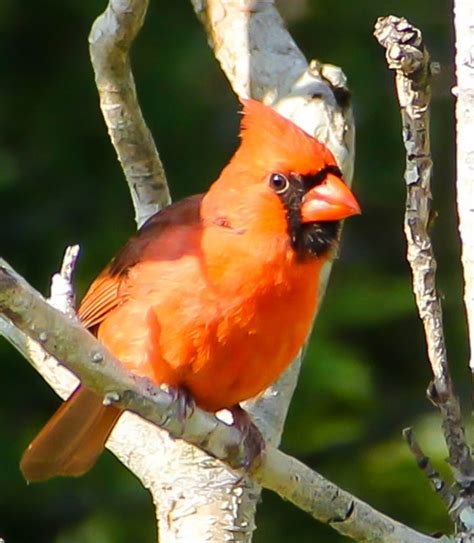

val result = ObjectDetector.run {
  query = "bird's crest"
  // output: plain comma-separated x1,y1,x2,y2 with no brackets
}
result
236,98,337,175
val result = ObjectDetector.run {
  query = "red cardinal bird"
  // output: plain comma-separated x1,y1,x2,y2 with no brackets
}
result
21,99,360,481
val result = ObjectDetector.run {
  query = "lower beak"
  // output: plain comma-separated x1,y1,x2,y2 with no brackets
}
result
300,173,361,223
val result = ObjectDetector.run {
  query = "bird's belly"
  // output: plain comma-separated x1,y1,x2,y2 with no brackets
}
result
98,263,320,412
181,293,316,410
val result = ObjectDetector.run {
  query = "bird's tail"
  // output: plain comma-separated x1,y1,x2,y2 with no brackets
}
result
20,385,122,482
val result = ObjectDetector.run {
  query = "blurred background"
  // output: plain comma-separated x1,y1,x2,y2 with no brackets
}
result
0,0,465,541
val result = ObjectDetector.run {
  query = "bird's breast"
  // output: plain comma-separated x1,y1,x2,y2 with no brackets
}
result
181,226,323,409
98,224,323,411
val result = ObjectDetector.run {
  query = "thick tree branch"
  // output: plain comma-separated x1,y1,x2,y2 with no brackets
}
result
375,15,474,537
0,260,445,543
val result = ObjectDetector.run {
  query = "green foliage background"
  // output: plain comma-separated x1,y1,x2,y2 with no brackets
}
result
0,0,466,541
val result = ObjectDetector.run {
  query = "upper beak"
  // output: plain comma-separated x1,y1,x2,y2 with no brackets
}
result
300,173,361,223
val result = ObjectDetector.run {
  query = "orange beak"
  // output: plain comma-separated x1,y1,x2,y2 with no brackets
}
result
300,173,361,223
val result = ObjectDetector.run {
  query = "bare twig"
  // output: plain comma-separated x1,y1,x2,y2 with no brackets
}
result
0,260,446,543
0,254,79,400
48,244,80,318
403,428,456,515
89,0,170,227
452,4,474,538
375,14,474,537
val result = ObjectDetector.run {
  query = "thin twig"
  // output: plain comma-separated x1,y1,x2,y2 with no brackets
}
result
89,0,170,227
403,428,457,515
48,244,80,318
452,4,474,539
0,260,445,543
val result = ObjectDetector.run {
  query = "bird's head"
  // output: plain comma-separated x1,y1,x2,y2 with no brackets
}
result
208,99,360,258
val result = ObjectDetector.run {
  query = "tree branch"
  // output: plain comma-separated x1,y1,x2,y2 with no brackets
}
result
0,259,445,543
403,428,457,516
375,14,474,537
89,0,170,227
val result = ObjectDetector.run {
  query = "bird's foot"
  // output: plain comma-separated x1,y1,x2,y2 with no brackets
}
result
228,405,266,471
160,384,195,423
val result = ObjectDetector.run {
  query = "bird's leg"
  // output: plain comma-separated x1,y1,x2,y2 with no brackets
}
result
228,404,266,471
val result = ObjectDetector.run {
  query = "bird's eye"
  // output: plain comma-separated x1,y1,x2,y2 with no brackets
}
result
269,173,289,194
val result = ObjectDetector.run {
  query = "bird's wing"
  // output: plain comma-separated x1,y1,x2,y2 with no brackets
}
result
78,272,122,329
78,194,204,330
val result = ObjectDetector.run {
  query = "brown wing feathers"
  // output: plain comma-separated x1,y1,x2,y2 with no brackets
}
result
78,272,121,329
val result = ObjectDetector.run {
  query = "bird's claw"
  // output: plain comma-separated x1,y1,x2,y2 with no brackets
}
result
229,405,266,471
160,384,196,422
